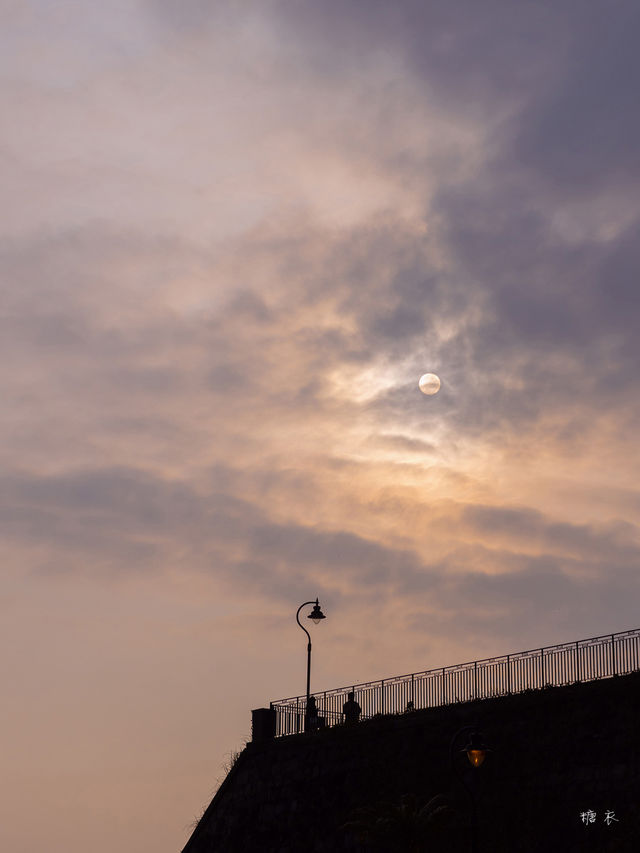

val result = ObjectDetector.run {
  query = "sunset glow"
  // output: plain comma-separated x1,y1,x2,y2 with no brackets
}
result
2,2,639,852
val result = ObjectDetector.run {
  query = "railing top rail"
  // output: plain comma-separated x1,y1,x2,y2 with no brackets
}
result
270,626,640,706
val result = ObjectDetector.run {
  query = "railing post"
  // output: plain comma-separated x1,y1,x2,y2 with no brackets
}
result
611,634,616,676
506,655,511,694
540,648,545,687
381,680,385,715
411,673,415,707
442,667,446,704
575,641,580,683
474,660,478,699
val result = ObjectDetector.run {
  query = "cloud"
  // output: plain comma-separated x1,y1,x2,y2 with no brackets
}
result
460,504,640,569
4,7,640,850
513,3,640,193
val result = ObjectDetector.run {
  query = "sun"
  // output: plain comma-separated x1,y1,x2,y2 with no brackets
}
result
418,373,441,395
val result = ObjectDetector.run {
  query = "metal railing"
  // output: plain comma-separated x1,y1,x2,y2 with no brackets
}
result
270,627,640,737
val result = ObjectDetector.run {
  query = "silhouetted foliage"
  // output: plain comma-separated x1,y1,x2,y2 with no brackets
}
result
341,792,465,852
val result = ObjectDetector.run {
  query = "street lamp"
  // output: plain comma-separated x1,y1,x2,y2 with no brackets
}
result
465,730,489,768
449,725,490,852
296,598,326,732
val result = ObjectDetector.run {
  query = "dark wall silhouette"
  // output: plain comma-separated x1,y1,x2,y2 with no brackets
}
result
183,671,640,852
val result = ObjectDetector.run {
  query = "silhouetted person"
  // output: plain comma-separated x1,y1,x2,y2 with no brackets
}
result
305,695,319,732
405,700,415,712
343,691,361,725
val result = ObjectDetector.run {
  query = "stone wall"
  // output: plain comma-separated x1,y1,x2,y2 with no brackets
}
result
182,671,640,852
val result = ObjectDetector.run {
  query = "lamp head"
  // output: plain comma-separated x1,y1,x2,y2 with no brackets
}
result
463,730,490,768
308,598,326,625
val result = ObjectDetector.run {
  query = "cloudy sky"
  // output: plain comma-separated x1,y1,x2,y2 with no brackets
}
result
2,1,640,850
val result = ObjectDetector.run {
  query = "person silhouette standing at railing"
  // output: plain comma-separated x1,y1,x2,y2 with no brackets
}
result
343,691,361,725
306,695,318,731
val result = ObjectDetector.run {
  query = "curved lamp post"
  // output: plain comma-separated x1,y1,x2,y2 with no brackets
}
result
296,598,326,731
449,725,490,852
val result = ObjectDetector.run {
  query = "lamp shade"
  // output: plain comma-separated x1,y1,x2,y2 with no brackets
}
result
308,598,326,624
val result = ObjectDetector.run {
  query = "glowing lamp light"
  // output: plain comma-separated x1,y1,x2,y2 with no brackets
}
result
463,731,490,768
467,749,486,768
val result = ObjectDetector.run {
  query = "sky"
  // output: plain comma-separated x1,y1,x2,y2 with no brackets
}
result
2,1,640,850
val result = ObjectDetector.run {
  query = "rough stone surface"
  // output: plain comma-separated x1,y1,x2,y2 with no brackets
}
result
183,671,640,851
